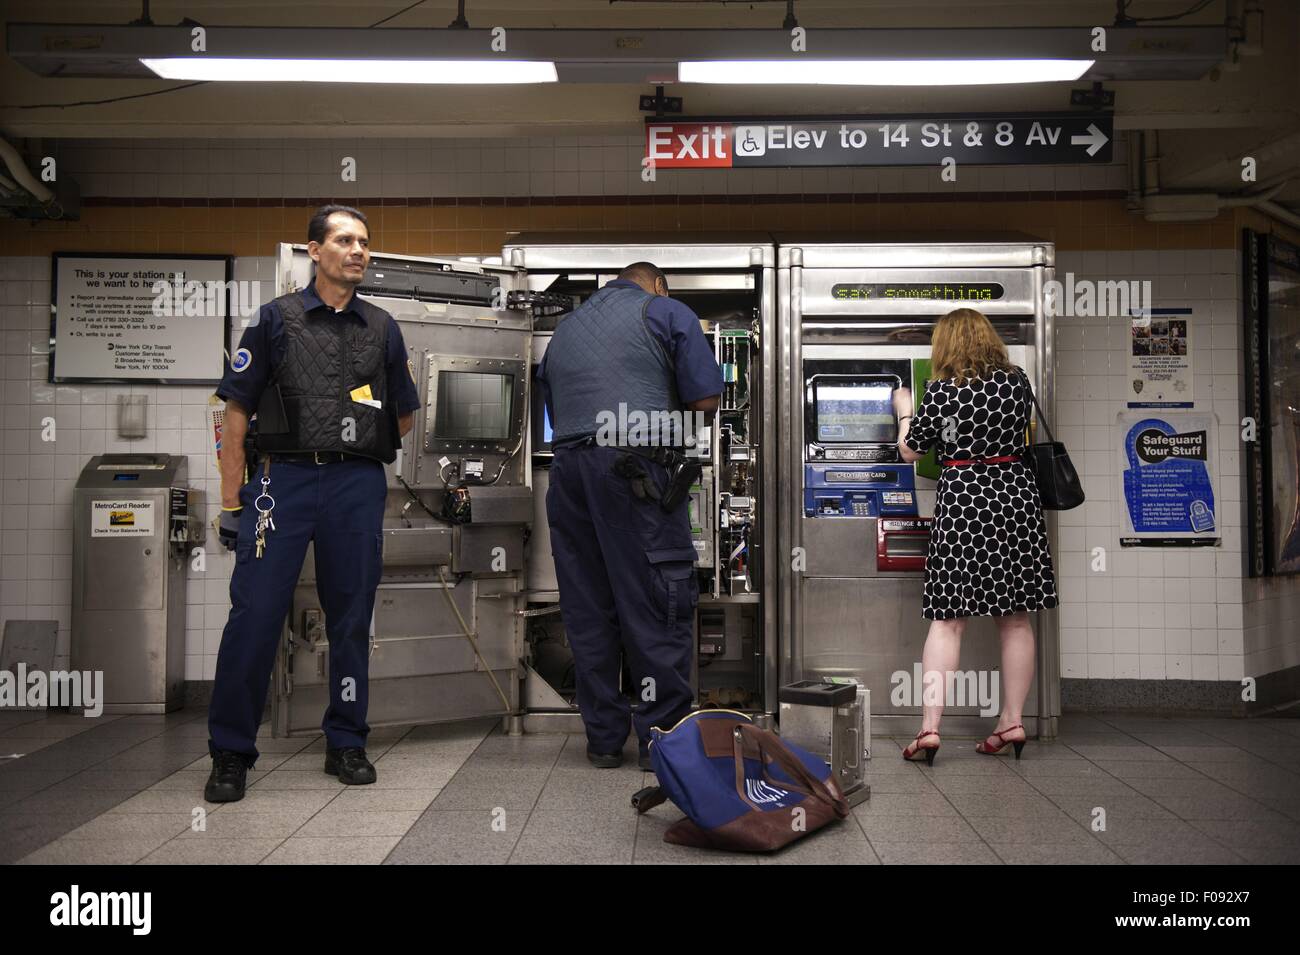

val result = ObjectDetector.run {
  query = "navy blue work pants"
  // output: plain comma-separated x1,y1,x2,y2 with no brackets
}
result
546,445,697,756
208,457,386,763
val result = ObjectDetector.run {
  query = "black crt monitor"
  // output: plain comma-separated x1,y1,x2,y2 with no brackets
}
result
433,371,514,441
422,355,528,455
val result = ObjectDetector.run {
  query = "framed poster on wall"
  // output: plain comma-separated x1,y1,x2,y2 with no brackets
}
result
49,252,231,385
1117,410,1220,547
1127,307,1194,407
1243,230,1300,577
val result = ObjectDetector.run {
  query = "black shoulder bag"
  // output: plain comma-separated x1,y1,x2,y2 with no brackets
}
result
1017,368,1085,511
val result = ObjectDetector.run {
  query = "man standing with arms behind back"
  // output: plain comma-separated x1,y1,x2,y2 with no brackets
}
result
205,205,421,802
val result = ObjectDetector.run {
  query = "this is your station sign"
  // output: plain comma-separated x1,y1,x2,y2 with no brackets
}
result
646,114,1113,168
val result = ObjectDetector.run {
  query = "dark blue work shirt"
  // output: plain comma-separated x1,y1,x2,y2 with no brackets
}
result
535,279,723,424
216,280,422,420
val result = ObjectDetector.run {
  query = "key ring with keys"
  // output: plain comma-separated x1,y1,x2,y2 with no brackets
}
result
254,476,275,514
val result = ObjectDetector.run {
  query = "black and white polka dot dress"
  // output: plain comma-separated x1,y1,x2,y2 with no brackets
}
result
902,367,1058,620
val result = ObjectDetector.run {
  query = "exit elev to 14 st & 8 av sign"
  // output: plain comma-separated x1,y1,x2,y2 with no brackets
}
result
645,114,1113,167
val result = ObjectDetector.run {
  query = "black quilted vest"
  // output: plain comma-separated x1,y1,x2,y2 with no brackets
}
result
253,291,398,464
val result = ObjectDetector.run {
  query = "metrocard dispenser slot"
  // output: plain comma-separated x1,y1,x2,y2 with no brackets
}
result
877,518,930,572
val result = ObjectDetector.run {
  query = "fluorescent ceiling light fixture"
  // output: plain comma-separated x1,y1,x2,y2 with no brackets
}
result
678,59,1094,85
140,58,557,83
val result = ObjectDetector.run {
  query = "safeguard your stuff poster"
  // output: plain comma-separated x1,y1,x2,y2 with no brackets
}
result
1118,411,1220,547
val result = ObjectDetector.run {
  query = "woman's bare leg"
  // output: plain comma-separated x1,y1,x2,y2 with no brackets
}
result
989,611,1035,743
920,617,965,733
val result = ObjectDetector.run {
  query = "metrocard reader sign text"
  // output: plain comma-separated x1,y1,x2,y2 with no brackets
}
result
646,115,1113,168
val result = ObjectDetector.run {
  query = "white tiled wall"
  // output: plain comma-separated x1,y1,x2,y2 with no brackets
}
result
1052,247,1300,684
0,255,274,682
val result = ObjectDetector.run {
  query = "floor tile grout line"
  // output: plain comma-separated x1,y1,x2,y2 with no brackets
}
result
502,727,568,865
140,725,415,864
255,725,418,863
1088,716,1299,828
1057,729,1254,862
912,733,1136,861
0,713,218,860
874,738,1011,864
380,719,498,864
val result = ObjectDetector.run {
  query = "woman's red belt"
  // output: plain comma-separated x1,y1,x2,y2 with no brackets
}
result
940,455,1022,467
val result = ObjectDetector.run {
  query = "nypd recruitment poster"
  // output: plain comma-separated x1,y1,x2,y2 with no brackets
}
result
1128,307,1193,408
1117,411,1219,547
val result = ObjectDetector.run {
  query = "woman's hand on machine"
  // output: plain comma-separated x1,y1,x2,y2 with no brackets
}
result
892,386,913,419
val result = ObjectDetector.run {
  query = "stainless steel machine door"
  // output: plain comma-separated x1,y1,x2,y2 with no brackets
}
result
778,239,1060,739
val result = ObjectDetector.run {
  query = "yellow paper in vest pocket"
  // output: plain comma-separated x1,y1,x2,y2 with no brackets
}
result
349,384,374,402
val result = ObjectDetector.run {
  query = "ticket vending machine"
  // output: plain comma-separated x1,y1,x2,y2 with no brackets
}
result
778,238,1060,739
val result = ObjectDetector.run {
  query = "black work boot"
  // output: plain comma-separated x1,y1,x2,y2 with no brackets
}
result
586,748,623,769
324,747,377,785
204,751,250,803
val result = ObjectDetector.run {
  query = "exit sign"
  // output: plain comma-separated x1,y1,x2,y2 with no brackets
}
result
645,114,1113,167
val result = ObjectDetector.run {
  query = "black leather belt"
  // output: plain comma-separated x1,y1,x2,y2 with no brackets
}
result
271,451,355,464
555,435,687,468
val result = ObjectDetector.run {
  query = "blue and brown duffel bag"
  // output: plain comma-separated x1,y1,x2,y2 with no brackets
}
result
635,709,849,852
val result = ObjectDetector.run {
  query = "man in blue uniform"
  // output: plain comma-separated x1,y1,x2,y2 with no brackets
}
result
204,205,422,802
537,263,722,771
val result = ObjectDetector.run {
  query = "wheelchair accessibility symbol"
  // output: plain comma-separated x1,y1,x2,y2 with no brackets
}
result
735,126,766,157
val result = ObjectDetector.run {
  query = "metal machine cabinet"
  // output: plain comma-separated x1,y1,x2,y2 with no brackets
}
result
778,680,869,806
269,245,533,737
72,453,199,714
777,237,1061,740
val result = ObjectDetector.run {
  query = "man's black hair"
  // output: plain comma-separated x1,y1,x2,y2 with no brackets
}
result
618,261,667,290
308,204,369,244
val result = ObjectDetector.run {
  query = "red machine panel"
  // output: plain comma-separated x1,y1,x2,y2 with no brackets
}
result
877,517,932,572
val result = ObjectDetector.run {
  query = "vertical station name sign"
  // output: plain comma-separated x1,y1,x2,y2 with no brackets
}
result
646,114,1113,168
50,252,231,384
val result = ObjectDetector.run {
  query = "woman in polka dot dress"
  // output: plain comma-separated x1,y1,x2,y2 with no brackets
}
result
893,307,1058,765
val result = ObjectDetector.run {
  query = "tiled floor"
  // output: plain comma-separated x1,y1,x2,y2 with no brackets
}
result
2,709,1298,864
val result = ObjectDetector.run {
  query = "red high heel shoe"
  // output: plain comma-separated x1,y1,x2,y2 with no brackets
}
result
976,723,1027,759
902,729,940,765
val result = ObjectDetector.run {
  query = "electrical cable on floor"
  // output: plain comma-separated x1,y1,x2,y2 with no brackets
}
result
437,564,513,714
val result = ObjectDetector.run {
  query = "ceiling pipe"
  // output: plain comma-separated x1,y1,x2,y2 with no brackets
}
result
0,137,54,205
1138,127,1300,226
1253,201,1300,231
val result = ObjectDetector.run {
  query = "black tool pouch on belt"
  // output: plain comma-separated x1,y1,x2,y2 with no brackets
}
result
660,459,702,513
615,447,700,513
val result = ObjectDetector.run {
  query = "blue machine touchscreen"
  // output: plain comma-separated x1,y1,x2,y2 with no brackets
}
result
816,382,896,443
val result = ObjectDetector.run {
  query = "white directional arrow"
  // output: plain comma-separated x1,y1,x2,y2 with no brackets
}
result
1071,123,1109,157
